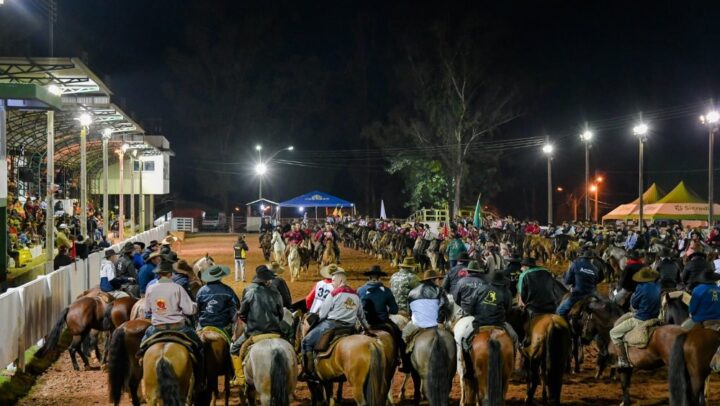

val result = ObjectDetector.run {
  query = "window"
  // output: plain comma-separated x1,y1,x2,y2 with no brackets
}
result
133,160,155,172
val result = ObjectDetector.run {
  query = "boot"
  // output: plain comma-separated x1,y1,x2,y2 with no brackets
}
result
298,352,313,382
230,354,244,387
615,342,631,368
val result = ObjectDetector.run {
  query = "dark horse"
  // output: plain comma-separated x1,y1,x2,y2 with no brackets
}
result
669,326,720,406
570,297,624,379
407,328,456,406
523,314,571,406
37,296,113,370
107,319,150,406
662,292,690,325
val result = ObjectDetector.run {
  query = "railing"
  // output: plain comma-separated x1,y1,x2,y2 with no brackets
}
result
407,208,450,223
0,222,172,372
172,217,194,232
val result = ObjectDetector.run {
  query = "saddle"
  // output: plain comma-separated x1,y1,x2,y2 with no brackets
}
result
405,326,434,354
139,330,199,362
463,325,504,353
314,326,357,356
567,296,600,319
239,333,282,363
621,316,664,348
200,326,232,344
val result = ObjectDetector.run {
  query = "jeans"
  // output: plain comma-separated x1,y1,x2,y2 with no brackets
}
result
556,292,593,317
234,259,245,281
301,319,341,353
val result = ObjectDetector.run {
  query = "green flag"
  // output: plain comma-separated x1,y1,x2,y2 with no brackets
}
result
473,194,483,228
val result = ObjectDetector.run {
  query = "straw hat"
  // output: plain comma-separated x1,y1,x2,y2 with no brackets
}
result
270,261,285,274
632,267,660,283
420,269,443,282
320,264,345,279
398,257,418,270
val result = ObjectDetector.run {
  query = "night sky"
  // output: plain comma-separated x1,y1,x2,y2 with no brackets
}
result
2,1,720,220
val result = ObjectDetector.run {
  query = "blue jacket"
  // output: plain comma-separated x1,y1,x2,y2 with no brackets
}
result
137,263,157,295
133,253,145,270
196,281,241,329
631,281,660,321
689,283,720,323
358,281,399,325
564,258,600,296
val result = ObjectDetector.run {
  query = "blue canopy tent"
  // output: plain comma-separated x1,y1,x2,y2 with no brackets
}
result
278,190,355,219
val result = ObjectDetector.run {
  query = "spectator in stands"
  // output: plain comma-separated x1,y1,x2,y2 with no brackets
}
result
54,246,74,270
75,234,89,260
55,223,73,250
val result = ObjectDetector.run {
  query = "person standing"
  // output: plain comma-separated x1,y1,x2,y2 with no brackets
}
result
233,235,249,282
447,233,467,268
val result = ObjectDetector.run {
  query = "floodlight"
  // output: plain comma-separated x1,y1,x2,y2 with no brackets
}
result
255,163,267,175
542,144,553,155
633,123,649,136
78,113,92,127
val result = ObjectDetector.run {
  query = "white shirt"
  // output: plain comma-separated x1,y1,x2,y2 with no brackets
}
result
309,280,334,313
409,298,440,328
100,259,116,281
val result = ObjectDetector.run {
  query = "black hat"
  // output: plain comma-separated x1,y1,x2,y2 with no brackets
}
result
465,260,486,273
581,249,594,259
508,253,522,263
104,248,118,259
457,252,470,264
521,257,537,267
148,240,159,248
696,270,720,284
162,253,178,263
121,242,135,254
489,271,509,285
255,265,275,282
155,260,175,274
364,265,387,277
134,241,146,250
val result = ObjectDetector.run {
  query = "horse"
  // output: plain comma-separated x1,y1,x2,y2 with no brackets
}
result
571,297,624,379
319,242,337,272
143,340,196,406
668,326,720,405
661,292,690,325
523,314,572,405
37,296,113,370
239,338,297,406
407,328,456,406
107,319,151,406
602,245,627,282
197,327,233,406
288,245,302,282
193,254,216,277
260,232,272,261
464,327,515,406
103,296,138,362
130,297,148,320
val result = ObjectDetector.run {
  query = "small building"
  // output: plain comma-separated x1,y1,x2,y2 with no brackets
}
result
245,198,279,232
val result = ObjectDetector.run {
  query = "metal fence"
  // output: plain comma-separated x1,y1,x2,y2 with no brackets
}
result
0,222,172,371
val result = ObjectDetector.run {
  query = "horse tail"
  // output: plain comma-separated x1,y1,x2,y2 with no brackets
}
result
486,338,504,406
107,328,128,405
37,306,69,357
156,357,184,406
103,301,115,331
427,329,452,406
270,347,290,406
363,342,386,406
546,319,570,404
669,333,692,406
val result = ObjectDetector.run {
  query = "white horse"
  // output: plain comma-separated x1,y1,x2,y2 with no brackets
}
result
241,338,297,406
446,295,476,406
193,254,216,276
288,246,301,282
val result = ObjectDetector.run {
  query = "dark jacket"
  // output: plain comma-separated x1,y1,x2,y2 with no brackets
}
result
358,281,399,325
689,282,720,322
53,254,73,270
239,281,284,336
455,273,487,310
407,282,451,324
631,281,660,321
656,257,681,290
619,259,644,292
682,257,712,290
464,280,513,328
564,258,600,296
443,262,468,297
271,276,292,308
137,263,157,295
196,281,240,329
172,273,190,295
518,267,557,314
116,254,137,279
233,240,249,260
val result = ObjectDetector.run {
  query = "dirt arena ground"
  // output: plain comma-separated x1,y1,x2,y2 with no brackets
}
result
16,233,720,405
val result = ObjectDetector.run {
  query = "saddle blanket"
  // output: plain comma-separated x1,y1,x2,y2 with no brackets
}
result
139,331,198,364
622,316,664,348
315,327,357,359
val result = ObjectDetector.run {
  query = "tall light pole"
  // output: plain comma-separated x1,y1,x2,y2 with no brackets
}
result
254,144,293,199
130,149,136,236
77,113,92,238
101,128,112,237
633,123,649,229
580,130,593,221
542,142,554,224
701,111,719,226
45,110,55,266
138,151,145,232
117,143,128,240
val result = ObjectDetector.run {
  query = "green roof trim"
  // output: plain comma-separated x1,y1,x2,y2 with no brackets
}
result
0,84,62,110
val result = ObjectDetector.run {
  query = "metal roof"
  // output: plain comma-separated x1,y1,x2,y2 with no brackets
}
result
0,57,158,179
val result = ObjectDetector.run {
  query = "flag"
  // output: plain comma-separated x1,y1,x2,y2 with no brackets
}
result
380,200,387,219
332,206,339,217
473,193,483,228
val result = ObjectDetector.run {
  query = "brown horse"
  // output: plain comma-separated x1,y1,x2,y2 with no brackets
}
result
198,327,233,406
37,296,112,370
319,242,337,273
523,314,571,405
107,319,150,406
143,341,195,406
103,296,138,362
669,326,720,405
407,328,456,406
464,328,514,406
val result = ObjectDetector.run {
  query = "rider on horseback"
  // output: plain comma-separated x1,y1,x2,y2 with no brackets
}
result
390,257,421,314
230,265,284,387
358,265,404,367
315,223,341,263
269,261,293,309
141,257,205,388
681,269,720,331
556,249,601,319
299,267,372,381
462,269,517,349
609,267,660,368
444,252,471,301
100,248,131,299
116,242,139,297
196,265,240,335
517,257,557,318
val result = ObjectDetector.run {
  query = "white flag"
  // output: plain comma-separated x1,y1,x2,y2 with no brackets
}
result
380,200,387,219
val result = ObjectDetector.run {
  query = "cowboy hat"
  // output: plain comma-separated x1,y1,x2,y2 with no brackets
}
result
121,242,135,254
364,265,387,277
134,241,146,250
173,260,195,277
255,265,275,282
507,253,522,263
270,261,285,274
581,249,594,259
632,267,660,283
320,264,345,279
154,259,175,274
465,260,486,273
104,248,118,259
456,252,470,264
696,270,720,284
148,240,159,248
202,265,230,283
161,253,178,263
161,235,177,245
521,257,537,267
58,223,68,229
489,271,509,285
398,257,418,270
421,269,443,281
147,251,161,261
